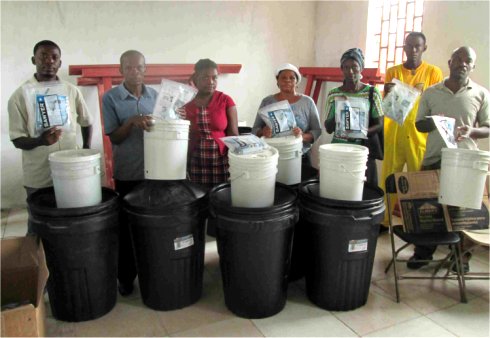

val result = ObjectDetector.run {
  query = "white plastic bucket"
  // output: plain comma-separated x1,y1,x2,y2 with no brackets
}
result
144,119,190,180
228,147,279,208
264,136,303,185
319,144,369,201
439,148,490,209
49,149,102,208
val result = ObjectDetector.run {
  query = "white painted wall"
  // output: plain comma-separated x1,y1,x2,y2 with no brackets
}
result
1,0,317,207
312,0,490,161
2,0,489,207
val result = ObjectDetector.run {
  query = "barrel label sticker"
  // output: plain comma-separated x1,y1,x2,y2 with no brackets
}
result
174,234,194,250
348,239,368,253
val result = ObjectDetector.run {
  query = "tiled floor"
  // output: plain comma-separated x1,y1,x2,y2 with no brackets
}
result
1,208,489,337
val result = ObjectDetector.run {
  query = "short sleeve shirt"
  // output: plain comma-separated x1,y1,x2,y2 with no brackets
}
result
252,94,322,152
8,76,93,188
416,79,490,165
325,85,384,144
102,84,158,181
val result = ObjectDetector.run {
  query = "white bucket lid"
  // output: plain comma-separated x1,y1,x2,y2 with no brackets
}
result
49,149,101,163
319,143,368,156
264,135,303,147
229,147,279,164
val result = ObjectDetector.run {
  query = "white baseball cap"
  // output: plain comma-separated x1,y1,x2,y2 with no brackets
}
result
275,63,302,83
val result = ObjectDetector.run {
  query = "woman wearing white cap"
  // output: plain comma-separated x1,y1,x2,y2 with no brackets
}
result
252,63,322,178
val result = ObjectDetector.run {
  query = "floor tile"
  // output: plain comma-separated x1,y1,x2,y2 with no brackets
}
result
169,317,263,337
373,276,468,314
331,286,421,336
156,270,235,334
364,316,456,337
427,297,490,337
46,317,77,337
70,301,167,337
252,284,357,337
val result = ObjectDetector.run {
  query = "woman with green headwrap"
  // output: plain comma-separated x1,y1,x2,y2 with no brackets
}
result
324,48,384,186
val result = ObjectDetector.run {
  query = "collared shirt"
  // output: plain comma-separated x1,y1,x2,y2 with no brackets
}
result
102,83,158,180
8,76,93,188
416,78,490,165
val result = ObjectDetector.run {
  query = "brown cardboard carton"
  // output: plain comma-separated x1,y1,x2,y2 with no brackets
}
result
1,236,48,337
394,171,489,233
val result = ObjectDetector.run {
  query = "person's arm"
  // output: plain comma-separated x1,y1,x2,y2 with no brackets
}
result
415,118,436,133
252,99,268,137
226,106,239,136
383,68,395,98
108,115,154,145
303,97,321,144
324,93,337,134
12,127,63,150
456,125,490,141
367,117,383,136
81,125,92,149
368,87,384,135
415,91,436,133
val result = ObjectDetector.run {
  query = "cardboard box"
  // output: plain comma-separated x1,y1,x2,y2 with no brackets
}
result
394,170,489,233
1,236,48,337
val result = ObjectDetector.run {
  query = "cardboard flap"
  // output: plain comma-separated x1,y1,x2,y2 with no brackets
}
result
394,171,489,233
1,236,47,308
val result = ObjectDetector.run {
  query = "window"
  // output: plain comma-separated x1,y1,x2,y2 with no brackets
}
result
366,0,424,74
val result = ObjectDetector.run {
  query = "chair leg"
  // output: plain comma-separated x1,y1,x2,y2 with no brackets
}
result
453,243,467,303
388,226,401,302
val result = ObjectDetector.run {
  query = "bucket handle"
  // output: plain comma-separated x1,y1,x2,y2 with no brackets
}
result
229,171,249,181
339,164,366,181
472,161,490,172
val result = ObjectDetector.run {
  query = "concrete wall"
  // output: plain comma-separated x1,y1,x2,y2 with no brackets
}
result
1,0,317,207
1,0,489,207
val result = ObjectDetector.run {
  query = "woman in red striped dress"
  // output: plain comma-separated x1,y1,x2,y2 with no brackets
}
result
184,59,239,190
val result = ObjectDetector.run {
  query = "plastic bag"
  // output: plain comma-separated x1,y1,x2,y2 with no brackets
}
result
382,79,420,125
22,81,71,137
221,134,269,155
428,116,457,148
258,100,297,137
153,79,197,120
334,96,369,140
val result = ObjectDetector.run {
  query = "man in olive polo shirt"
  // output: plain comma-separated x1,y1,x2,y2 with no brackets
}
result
410,46,489,271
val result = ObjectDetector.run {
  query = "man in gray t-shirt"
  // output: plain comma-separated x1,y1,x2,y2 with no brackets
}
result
416,46,489,169
409,46,489,272
102,50,157,296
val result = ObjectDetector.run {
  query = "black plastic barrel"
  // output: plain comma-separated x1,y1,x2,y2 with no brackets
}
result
123,180,207,311
28,187,119,322
238,126,252,135
209,183,298,318
299,179,385,311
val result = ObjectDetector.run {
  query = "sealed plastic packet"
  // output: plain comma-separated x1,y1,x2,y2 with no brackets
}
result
382,78,420,125
22,81,72,137
153,79,197,120
334,96,369,139
427,116,457,148
258,100,297,136
221,134,268,155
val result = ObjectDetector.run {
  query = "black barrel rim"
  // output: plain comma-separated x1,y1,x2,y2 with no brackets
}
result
299,179,384,209
209,182,297,216
27,187,119,217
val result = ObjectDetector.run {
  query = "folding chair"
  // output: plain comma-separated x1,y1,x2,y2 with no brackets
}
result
447,229,490,281
384,173,467,303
